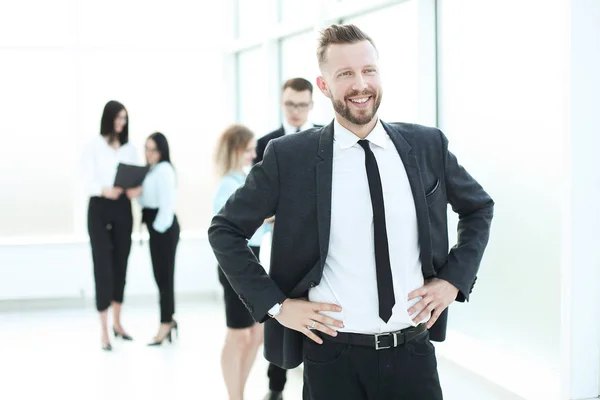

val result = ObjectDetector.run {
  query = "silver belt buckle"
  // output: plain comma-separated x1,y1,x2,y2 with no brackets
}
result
375,332,397,350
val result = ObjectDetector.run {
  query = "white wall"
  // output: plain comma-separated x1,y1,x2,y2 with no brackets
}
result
0,237,219,302
436,0,568,397
0,0,229,242
564,0,600,398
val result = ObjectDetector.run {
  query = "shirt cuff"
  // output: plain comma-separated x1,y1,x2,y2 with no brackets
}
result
267,303,281,316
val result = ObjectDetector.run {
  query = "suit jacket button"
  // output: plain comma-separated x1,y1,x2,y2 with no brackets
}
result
309,281,316,288
248,306,254,313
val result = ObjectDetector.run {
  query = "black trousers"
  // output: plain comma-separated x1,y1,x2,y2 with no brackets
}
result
268,362,287,392
302,330,443,400
143,208,180,323
88,196,133,312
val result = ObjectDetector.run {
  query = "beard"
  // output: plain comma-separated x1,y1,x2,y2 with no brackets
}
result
332,89,382,126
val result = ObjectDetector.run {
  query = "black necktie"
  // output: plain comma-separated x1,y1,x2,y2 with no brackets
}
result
358,140,396,323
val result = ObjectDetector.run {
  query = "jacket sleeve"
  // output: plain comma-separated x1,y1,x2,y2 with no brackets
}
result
208,141,286,322
435,130,494,302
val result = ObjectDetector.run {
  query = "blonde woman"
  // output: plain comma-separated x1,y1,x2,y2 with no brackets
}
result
213,124,269,400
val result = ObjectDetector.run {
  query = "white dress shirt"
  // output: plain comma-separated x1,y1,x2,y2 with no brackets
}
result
308,118,430,334
82,135,139,197
282,120,314,135
137,161,177,233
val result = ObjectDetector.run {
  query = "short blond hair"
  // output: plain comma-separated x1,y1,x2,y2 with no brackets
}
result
317,24,377,67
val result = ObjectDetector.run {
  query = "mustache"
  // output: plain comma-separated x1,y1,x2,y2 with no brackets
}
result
344,90,377,100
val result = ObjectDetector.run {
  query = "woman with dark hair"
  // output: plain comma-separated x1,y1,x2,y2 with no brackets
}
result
83,100,138,351
127,132,180,346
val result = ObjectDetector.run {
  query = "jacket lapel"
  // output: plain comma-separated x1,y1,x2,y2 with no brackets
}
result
315,122,334,268
381,121,435,277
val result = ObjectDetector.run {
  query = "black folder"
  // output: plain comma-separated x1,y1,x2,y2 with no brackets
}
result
114,163,150,189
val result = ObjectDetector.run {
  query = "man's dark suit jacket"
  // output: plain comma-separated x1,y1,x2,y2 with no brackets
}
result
209,121,494,370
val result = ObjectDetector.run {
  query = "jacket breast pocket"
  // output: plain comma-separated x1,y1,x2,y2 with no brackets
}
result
425,178,441,203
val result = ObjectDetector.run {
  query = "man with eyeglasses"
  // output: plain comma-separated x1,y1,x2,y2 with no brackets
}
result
255,78,319,166
254,77,318,400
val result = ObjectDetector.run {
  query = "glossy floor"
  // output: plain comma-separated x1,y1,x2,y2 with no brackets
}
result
0,299,522,400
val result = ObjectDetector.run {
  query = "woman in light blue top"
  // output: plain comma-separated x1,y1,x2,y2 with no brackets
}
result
127,132,180,346
213,124,271,400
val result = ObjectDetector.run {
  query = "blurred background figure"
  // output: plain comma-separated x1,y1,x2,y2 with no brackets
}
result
255,78,317,165
128,132,180,346
213,124,269,400
82,100,137,351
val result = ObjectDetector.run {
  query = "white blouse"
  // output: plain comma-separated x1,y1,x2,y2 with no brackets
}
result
82,135,139,197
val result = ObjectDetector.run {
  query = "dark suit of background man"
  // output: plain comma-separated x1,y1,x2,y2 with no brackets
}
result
254,77,319,400
209,24,494,400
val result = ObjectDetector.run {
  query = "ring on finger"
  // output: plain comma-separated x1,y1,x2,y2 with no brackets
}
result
307,320,316,330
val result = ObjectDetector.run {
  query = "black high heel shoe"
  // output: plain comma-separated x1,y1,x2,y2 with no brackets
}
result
113,328,133,341
147,321,178,346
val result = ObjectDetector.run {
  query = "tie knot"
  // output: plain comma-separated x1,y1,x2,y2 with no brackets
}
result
358,139,370,150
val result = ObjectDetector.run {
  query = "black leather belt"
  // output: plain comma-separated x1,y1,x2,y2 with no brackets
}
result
320,324,427,350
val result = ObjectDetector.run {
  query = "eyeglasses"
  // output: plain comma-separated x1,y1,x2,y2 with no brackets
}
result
284,101,312,111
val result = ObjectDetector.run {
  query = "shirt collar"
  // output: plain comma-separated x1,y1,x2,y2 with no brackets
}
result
282,120,314,135
333,118,388,150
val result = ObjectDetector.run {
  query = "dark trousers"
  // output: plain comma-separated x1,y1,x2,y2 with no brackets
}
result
302,330,443,400
88,196,133,312
268,362,287,392
143,208,180,323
